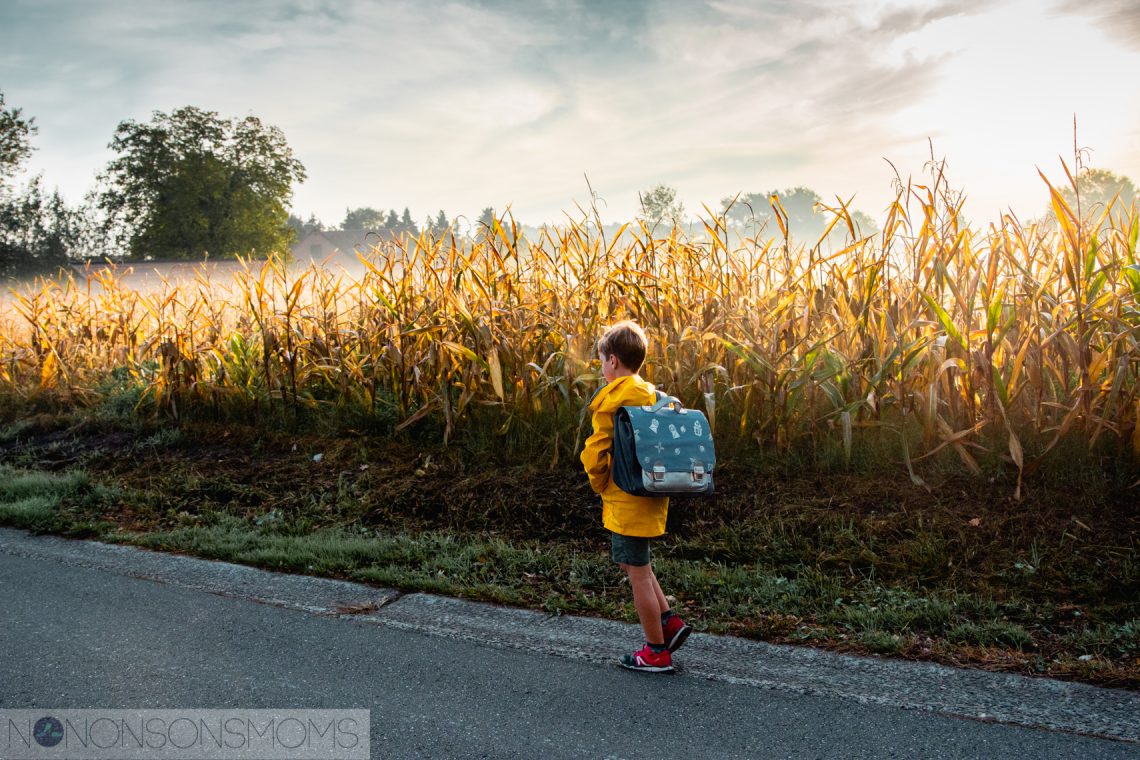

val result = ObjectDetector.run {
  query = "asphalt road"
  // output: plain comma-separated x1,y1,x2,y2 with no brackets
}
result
1,528,1137,759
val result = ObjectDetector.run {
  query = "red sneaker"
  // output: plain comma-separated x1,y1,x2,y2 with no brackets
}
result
662,614,692,653
620,644,674,673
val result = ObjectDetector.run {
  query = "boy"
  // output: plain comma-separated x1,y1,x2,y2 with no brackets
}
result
580,320,692,673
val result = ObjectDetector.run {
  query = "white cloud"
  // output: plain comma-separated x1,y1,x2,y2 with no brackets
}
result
1055,0,1140,50
1,0,1137,229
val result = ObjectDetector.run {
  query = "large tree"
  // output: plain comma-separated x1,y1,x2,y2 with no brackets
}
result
0,91,76,277
722,187,824,239
1057,168,1136,221
398,207,418,236
97,106,306,260
477,207,496,229
0,177,77,276
722,187,879,244
342,206,386,230
287,212,324,238
423,209,450,237
0,90,36,184
639,184,684,231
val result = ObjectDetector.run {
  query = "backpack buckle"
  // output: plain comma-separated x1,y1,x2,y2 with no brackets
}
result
691,464,706,482
651,464,667,482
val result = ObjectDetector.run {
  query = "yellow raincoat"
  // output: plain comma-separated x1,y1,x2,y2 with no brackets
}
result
580,375,669,537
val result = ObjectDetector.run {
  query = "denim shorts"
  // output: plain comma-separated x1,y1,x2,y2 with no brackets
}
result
611,532,651,566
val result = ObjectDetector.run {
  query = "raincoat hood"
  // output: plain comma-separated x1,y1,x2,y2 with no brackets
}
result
587,375,657,414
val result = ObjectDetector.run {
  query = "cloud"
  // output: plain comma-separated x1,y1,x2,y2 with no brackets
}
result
872,0,990,35
583,0,973,198
0,0,1024,223
1054,0,1140,49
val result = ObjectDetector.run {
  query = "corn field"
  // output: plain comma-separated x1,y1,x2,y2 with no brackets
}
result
2,167,1140,494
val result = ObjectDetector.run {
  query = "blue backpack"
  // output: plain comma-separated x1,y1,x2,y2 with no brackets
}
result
611,391,716,496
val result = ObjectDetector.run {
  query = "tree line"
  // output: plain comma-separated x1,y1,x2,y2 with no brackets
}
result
289,206,513,239
2,89,1135,278
289,206,454,240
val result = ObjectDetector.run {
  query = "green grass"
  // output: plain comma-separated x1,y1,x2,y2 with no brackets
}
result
125,516,1021,646
946,621,1036,650
0,466,115,533
0,467,1114,670
857,630,904,654
1062,620,1140,658
1,408,1138,688
130,517,621,612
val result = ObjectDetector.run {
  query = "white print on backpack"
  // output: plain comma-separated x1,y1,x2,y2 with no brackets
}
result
668,424,680,439
634,429,641,442
674,448,681,455
649,419,659,433
654,442,665,453
680,425,687,434
694,420,703,437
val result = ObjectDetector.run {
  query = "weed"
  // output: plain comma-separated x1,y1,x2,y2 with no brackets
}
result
946,621,1036,650
858,630,905,655
1063,620,1140,658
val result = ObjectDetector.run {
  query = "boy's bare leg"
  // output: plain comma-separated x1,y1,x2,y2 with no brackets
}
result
623,563,665,645
649,568,670,615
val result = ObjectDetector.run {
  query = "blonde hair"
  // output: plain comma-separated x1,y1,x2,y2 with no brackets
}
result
598,320,648,372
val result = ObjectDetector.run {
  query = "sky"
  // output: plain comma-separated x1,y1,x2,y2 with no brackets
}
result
1,0,1138,229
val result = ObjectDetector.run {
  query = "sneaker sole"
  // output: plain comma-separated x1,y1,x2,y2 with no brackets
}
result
619,661,675,673
666,624,692,653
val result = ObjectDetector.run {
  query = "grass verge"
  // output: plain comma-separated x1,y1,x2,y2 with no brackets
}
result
1,413,1137,690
